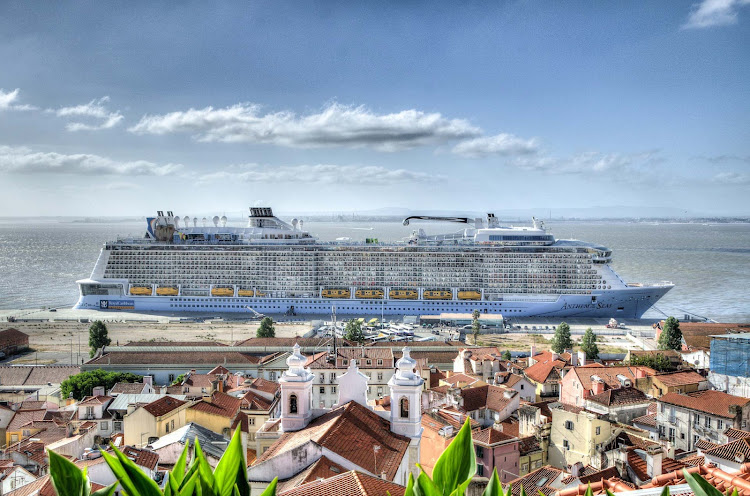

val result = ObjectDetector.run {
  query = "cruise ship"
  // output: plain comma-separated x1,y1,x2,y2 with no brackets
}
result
75,208,673,318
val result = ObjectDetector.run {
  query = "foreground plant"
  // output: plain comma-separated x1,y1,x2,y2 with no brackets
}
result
49,428,277,496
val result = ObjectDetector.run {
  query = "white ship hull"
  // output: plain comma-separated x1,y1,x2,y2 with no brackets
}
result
75,284,670,319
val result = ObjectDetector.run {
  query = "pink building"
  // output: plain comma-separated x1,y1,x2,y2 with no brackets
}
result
473,426,520,483
559,365,654,407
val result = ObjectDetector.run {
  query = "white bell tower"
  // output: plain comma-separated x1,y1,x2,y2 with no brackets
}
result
279,344,314,432
388,347,424,438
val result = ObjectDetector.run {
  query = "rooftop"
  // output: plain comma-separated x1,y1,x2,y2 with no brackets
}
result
658,390,750,418
142,396,188,417
277,470,405,496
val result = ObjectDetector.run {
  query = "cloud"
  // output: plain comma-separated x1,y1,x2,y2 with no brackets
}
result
510,150,665,177
451,133,540,158
712,171,750,184
695,154,750,164
129,102,481,151
54,96,123,131
0,88,37,111
683,0,750,28
198,163,444,185
0,145,181,176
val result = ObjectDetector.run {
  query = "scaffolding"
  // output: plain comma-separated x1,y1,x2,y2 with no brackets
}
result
710,333,750,377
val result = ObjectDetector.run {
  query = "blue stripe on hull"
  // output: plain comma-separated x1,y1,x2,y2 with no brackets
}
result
75,286,670,319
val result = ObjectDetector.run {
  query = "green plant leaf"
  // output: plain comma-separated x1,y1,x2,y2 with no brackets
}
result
172,443,190,486
213,428,250,496
682,469,724,496
483,468,503,496
177,469,201,496
91,482,118,496
402,472,415,496
258,478,278,496
101,450,141,496
432,418,476,496
659,485,670,496
194,438,216,488
417,468,444,496
584,483,594,496
519,484,528,496
110,445,163,496
49,449,88,496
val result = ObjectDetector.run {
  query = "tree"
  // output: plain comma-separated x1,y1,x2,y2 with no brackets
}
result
501,350,512,361
471,309,481,345
628,353,674,372
61,370,143,400
344,319,365,343
256,317,276,338
172,373,186,386
658,316,683,350
88,320,111,357
551,322,573,354
580,327,600,360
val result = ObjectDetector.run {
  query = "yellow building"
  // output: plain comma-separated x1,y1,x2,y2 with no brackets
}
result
124,396,191,446
518,436,547,476
638,370,708,398
548,403,614,469
185,391,243,438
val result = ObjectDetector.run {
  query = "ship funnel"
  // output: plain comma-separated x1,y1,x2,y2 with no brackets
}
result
212,215,220,227
174,216,181,228
202,217,207,227
220,215,227,227
299,219,304,230
291,218,299,230
193,217,198,227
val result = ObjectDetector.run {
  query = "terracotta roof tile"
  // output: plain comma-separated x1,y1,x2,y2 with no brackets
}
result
627,448,685,482
680,454,705,467
518,436,541,455
256,401,409,481
190,391,242,418
474,427,517,445
507,465,564,496
276,455,348,493
641,461,750,494
248,377,279,395
726,428,750,441
8,409,47,431
87,352,261,366
143,396,187,417
524,358,566,384
120,446,159,470
658,390,750,418
443,373,482,386
652,370,707,387
278,470,405,496
208,365,231,375
632,413,657,427
704,438,750,463
0,328,29,344
184,373,218,388
79,395,113,405
460,385,488,411
587,387,649,407
572,366,655,392
695,439,720,451
110,382,147,394
241,390,274,411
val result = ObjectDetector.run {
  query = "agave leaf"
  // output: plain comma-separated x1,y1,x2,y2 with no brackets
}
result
213,429,250,496
660,485,671,496
483,468,503,496
49,449,87,496
519,484,528,496
91,482,118,496
682,469,725,496
584,483,594,496
177,469,201,496
417,468,444,496
110,445,163,496
194,438,216,488
101,450,141,496
401,472,415,496
172,443,190,486
432,418,476,495
258,478,278,496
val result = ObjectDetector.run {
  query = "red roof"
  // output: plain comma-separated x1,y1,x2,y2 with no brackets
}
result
627,448,684,482
120,446,159,470
190,391,242,418
278,470,405,496
704,438,750,462
256,401,410,481
658,390,750,418
473,427,517,446
642,461,750,495
249,377,279,395
276,456,348,493
524,357,565,384
143,396,187,417
651,370,706,387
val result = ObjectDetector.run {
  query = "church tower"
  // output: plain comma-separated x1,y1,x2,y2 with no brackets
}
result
388,347,423,438
279,344,314,432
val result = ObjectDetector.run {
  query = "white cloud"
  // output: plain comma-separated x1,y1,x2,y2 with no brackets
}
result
0,88,37,111
510,150,664,177
129,102,481,151
198,163,443,185
712,171,750,184
55,96,123,131
683,0,750,28
0,145,181,176
451,133,539,158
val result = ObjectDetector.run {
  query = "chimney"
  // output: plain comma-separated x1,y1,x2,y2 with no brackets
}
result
551,352,559,361
143,376,153,386
570,352,578,367
127,404,136,415
92,386,105,396
529,345,537,365
591,376,605,395
634,367,646,379
578,350,586,367
646,447,663,478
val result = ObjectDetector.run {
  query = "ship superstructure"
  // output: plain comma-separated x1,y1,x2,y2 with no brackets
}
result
75,208,673,317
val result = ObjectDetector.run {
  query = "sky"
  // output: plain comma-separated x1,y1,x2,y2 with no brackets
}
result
0,0,748,217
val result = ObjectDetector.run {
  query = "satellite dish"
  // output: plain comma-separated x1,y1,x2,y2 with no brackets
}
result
213,216,220,227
